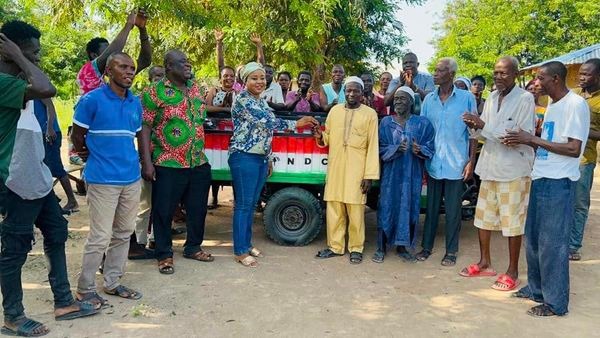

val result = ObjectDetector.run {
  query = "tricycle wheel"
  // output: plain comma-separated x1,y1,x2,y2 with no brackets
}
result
263,187,323,246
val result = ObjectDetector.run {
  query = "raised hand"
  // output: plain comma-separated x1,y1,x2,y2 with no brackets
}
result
126,10,137,27
0,33,25,62
214,29,224,42
250,33,262,46
135,9,148,29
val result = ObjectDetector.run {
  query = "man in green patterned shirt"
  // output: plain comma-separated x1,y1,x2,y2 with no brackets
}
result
140,50,213,275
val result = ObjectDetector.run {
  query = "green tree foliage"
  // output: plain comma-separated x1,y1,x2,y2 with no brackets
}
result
2,0,421,98
432,0,600,79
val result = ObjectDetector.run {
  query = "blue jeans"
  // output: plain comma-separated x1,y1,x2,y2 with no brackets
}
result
570,163,595,251
229,152,268,256
520,178,574,315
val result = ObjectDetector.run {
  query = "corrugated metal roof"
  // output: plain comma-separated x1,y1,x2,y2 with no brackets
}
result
521,43,600,71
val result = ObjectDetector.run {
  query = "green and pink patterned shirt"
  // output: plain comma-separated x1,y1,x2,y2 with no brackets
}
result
142,79,208,168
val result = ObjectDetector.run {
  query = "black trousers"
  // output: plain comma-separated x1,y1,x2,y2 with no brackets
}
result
421,177,464,254
0,182,74,322
151,165,211,261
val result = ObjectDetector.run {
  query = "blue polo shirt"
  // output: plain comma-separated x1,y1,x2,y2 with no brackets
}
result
421,85,477,180
73,85,142,185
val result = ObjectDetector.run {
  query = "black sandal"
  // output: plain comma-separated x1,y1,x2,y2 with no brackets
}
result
415,249,431,261
104,285,143,300
441,253,457,266
1,317,49,337
527,304,559,317
315,248,343,259
55,301,98,321
76,291,110,310
371,250,385,263
349,252,363,264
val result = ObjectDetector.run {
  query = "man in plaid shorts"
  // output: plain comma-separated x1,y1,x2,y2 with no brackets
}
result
461,56,536,291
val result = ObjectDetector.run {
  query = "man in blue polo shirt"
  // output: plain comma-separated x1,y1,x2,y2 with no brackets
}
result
71,52,143,307
416,57,478,267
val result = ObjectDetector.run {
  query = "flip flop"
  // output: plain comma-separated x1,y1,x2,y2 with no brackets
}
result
315,249,343,259
1,317,49,337
459,263,497,277
55,302,98,321
491,274,520,291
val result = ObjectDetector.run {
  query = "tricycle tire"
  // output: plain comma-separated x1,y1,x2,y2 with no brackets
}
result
263,187,323,246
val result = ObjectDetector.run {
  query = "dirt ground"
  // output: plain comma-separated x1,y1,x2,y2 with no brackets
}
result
9,166,600,338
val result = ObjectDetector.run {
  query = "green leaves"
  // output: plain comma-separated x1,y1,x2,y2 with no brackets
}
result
4,0,419,98
433,0,600,82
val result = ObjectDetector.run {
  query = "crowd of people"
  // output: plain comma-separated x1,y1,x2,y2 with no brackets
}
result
0,10,599,336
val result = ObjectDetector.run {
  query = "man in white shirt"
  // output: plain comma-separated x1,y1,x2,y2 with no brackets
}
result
461,57,535,292
261,64,284,106
503,61,590,317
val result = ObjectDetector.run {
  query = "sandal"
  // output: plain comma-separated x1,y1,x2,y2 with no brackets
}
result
315,248,343,259
441,253,457,267
104,285,143,300
491,274,520,291
415,249,431,261
349,252,363,264
158,258,175,274
55,301,98,321
372,250,385,263
1,317,49,337
459,263,497,277
249,247,264,258
527,304,559,317
75,291,110,310
128,247,155,260
397,251,417,263
183,250,214,262
569,250,581,261
235,255,258,268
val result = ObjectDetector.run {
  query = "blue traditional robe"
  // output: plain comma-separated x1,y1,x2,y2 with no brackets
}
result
377,115,435,247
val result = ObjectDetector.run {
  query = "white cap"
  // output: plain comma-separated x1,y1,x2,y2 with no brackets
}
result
344,76,364,89
396,86,415,100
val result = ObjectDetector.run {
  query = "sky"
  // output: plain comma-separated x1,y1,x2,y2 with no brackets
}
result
388,0,449,73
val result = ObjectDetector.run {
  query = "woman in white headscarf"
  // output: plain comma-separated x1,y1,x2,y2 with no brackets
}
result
228,62,318,267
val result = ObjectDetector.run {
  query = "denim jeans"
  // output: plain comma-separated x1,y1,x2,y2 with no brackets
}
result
152,164,212,261
0,182,74,322
229,152,268,256
570,163,595,251
521,178,574,315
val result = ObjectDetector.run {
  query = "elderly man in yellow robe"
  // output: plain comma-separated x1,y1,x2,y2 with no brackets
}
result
313,76,380,264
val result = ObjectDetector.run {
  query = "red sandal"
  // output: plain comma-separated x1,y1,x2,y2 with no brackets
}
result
459,263,497,277
491,274,520,291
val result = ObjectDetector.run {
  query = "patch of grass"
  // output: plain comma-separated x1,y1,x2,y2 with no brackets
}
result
53,98,75,133
130,304,152,318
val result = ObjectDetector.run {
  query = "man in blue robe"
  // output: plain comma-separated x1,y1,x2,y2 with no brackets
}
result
373,86,435,263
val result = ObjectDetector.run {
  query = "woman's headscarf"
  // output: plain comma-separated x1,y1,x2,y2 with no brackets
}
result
241,62,265,84
455,76,472,90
